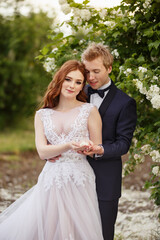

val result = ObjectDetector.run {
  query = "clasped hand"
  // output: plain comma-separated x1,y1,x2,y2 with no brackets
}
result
71,140,103,156
47,140,104,163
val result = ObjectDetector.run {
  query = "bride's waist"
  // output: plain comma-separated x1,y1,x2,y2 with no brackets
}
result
56,152,86,163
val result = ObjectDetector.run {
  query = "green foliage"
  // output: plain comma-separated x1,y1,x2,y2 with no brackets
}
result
38,0,160,217
0,8,53,127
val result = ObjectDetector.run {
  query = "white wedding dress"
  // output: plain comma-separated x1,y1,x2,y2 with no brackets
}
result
0,103,104,240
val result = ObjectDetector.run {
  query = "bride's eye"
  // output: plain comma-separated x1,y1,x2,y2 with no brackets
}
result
76,81,82,85
65,78,71,81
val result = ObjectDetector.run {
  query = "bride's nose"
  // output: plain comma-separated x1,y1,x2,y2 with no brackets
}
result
69,80,75,88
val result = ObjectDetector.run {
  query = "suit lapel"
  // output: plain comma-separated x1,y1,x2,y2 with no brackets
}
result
99,81,117,118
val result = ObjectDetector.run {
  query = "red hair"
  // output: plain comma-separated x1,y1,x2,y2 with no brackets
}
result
41,60,87,108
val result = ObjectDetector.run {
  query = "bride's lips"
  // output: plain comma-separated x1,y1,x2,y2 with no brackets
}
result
66,89,74,93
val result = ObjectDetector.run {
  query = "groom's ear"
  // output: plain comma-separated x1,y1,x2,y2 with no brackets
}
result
108,66,112,74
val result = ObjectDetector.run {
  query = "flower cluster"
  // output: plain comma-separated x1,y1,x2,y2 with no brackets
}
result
104,21,116,28
141,144,151,155
143,0,152,9
133,79,160,109
123,68,132,76
138,66,147,73
71,8,91,26
43,57,56,72
152,166,160,176
111,49,119,58
72,24,93,36
141,144,160,176
58,0,71,15
134,153,145,163
150,150,160,163
99,9,107,19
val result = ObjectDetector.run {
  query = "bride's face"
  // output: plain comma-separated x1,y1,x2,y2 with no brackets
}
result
61,70,84,99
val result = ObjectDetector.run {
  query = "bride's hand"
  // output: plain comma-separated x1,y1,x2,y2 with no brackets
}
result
83,144,104,156
71,140,93,152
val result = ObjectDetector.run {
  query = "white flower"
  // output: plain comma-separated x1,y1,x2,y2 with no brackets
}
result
119,66,124,72
73,8,91,21
99,9,107,19
151,94,160,109
73,17,82,26
58,0,67,5
104,21,116,28
61,3,71,15
43,57,56,72
153,76,158,81
149,84,159,93
152,166,160,176
112,49,119,58
151,56,158,62
134,154,145,163
133,79,147,95
143,0,151,8
79,39,84,45
73,25,92,35
132,138,138,146
124,68,132,76
150,150,160,162
51,48,58,53
80,9,91,21
126,68,132,73
141,144,151,154
130,19,136,25
138,67,147,73
73,8,81,16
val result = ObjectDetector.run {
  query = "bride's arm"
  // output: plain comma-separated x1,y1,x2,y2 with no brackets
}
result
87,107,104,155
34,112,72,160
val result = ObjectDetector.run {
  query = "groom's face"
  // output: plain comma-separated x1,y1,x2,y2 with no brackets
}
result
84,56,112,89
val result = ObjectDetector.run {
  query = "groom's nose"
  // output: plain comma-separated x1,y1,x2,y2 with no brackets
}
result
89,72,95,80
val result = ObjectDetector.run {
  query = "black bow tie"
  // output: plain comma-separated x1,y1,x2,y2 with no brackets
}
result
88,85,111,98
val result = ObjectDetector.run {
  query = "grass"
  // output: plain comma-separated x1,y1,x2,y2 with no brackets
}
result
0,116,35,154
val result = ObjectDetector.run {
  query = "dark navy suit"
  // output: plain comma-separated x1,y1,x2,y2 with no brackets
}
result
87,81,137,240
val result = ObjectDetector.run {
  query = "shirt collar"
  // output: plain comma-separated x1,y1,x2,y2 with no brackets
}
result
98,79,111,90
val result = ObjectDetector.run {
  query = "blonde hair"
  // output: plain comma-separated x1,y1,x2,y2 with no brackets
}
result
81,42,114,70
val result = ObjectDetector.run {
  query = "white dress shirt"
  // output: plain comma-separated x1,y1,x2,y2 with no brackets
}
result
90,80,111,109
89,79,111,158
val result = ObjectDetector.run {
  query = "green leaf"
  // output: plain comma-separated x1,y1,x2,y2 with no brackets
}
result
143,28,154,37
148,40,160,50
82,0,90,5
35,55,44,60
137,55,145,63
112,31,121,38
154,121,160,127
41,46,49,55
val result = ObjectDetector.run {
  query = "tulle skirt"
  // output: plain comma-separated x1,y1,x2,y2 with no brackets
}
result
0,161,104,240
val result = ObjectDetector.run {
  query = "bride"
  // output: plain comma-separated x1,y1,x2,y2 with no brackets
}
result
0,60,104,240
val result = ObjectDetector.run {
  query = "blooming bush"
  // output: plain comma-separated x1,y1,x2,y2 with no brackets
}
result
37,0,160,217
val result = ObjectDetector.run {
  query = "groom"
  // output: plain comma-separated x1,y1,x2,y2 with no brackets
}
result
81,43,137,240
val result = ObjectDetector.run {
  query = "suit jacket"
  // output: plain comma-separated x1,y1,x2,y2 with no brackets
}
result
87,80,137,201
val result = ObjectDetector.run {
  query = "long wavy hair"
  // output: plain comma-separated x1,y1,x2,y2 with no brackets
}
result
41,60,87,109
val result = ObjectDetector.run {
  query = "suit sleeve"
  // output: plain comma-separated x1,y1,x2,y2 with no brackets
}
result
100,98,137,160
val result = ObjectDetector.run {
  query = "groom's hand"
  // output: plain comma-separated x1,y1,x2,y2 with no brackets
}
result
83,144,104,156
47,155,61,162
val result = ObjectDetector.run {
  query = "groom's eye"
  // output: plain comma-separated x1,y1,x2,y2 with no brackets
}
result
94,70,100,73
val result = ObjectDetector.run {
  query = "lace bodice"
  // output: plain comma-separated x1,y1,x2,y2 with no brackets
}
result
37,103,94,147
36,103,95,190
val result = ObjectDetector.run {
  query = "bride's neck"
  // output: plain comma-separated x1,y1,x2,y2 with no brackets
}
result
56,97,79,111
